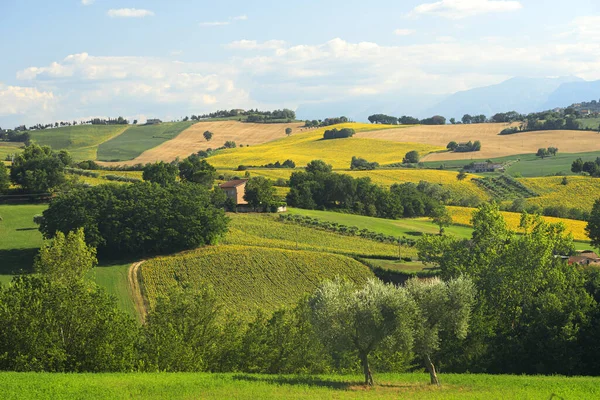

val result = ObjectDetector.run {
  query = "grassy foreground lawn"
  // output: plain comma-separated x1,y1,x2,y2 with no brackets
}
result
0,372,598,399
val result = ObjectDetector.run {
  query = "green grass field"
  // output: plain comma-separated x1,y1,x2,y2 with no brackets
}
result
422,150,600,177
0,372,598,399
29,125,129,161
0,143,23,161
97,121,195,161
578,117,600,130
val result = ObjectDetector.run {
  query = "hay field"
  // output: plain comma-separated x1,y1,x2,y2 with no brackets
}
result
101,121,304,166
355,123,600,161
205,123,439,169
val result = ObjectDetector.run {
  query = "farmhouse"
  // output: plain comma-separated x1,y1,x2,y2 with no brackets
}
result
146,118,162,125
569,251,600,266
464,162,504,173
219,179,248,205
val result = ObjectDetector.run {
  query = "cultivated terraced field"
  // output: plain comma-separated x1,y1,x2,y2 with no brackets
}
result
101,121,304,166
520,175,600,212
28,125,129,161
206,123,440,169
97,121,195,162
140,245,374,315
356,123,600,161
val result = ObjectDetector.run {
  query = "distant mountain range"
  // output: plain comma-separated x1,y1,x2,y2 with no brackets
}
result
296,76,600,122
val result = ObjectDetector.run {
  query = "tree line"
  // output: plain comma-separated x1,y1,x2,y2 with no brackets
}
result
303,116,350,128
195,109,296,122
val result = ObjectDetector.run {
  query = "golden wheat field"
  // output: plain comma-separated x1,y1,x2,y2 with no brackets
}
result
205,123,440,169
108,121,304,165
355,123,600,161
447,206,589,242
519,176,600,212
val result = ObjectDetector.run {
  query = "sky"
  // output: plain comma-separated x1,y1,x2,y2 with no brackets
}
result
1,0,600,126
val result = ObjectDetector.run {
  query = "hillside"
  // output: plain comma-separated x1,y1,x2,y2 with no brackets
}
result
355,123,600,161
140,245,374,315
206,123,440,169
26,125,129,161
97,121,195,162
520,176,600,213
99,121,304,166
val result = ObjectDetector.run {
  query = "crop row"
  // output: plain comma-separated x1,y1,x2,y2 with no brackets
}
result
473,174,538,200
140,245,373,316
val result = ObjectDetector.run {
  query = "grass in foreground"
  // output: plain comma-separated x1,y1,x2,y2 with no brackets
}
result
97,121,194,161
0,372,598,400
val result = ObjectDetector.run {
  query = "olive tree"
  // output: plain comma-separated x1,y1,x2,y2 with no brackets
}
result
309,278,414,386
405,276,475,385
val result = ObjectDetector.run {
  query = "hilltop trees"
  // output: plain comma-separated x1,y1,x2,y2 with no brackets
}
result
10,144,72,193
39,182,228,258
323,128,355,139
368,114,398,125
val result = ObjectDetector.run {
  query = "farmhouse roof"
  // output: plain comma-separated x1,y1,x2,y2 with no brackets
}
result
219,179,248,189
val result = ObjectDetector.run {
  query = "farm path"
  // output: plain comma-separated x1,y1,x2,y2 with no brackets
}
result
127,261,147,323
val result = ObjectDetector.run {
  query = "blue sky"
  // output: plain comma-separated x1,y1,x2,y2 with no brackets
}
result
1,0,600,125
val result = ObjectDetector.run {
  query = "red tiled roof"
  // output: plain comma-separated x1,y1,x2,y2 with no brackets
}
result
219,179,248,189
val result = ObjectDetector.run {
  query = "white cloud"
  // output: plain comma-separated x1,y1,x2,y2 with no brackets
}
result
394,29,416,36
0,84,55,117
410,0,522,19
107,8,155,18
227,40,286,50
232,15,248,21
199,21,230,27
81,0,95,5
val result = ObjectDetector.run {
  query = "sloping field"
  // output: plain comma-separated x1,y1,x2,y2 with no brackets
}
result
223,213,416,258
0,142,23,161
140,245,373,315
519,175,600,212
355,123,600,161
100,121,304,166
28,125,129,160
447,205,589,242
206,123,438,169
97,121,194,162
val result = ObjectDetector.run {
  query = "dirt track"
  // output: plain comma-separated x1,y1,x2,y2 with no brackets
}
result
355,123,600,161
127,261,147,323
99,121,303,166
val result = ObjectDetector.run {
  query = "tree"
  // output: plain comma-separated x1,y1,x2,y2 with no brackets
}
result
456,171,467,181
462,114,472,124
403,150,420,164
572,158,584,173
431,207,452,235
178,155,216,186
285,127,292,136
309,279,414,386
586,199,600,249
133,119,138,125
140,286,225,371
536,148,549,159
0,162,9,193
449,118,456,124
143,161,178,186
10,143,70,193
35,228,97,283
244,177,276,211
224,140,236,148
446,141,458,151
305,160,333,174
405,277,475,385
0,276,137,372
203,131,213,141
548,147,558,156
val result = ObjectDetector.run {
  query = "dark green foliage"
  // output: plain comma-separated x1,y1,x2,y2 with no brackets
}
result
39,182,228,258
142,161,178,186
499,127,520,135
9,144,71,193
399,116,420,124
0,276,137,372
244,177,276,211
103,174,142,183
350,156,379,170
65,167,100,178
0,162,9,193
403,150,420,164
472,174,538,201
572,157,600,177
178,155,216,187
223,141,236,148
203,131,213,141
323,128,355,140
420,115,446,125
446,141,458,151
287,160,443,220
368,114,398,125
586,199,600,250
452,140,481,153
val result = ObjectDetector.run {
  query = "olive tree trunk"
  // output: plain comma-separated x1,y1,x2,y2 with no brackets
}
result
424,355,440,386
360,352,374,386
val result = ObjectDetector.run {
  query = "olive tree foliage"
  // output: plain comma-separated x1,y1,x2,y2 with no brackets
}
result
34,227,97,283
404,277,475,385
0,276,137,372
309,278,414,386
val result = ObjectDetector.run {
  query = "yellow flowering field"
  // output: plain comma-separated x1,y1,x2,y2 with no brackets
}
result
206,123,442,169
447,206,589,242
519,176,600,212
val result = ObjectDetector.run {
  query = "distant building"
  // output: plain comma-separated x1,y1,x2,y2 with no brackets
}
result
219,179,248,205
146,118,162,125
568,251,600,266
464,162,504,173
